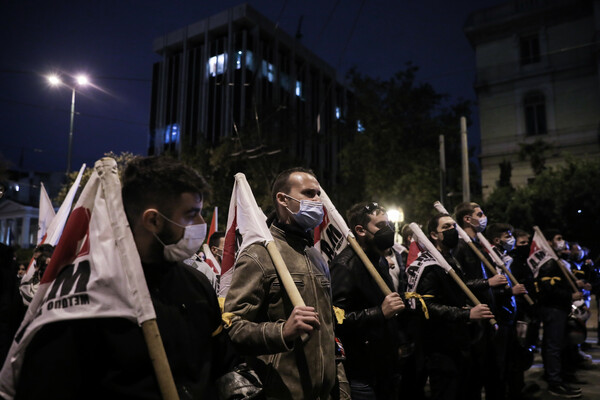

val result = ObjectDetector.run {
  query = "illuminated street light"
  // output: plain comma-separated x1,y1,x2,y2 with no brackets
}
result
386,207,404,243
47,73,90,174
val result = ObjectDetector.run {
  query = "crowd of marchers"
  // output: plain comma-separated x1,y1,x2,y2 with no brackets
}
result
0,157,598,400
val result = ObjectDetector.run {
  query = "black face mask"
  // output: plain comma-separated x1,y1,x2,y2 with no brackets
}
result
440,228,459,249
512,244,530,259
372,225,396,251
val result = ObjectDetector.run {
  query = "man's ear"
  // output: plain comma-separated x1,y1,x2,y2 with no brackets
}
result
430,231,439,242
276,192,288,209
492,237,501,246
355,225,367,238
141,209,163,234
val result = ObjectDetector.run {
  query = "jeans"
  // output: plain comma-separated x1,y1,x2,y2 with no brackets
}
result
540,306,569,385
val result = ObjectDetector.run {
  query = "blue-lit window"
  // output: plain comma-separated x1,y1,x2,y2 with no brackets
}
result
295,81,302,97
208,53,228,77
357,120,365,133
335,106,341,120
262,60,275,82
235,51,242,69
164,124,180,144
280,73,290,91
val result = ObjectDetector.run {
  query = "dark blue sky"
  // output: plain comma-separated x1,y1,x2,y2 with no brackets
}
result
0,0,503,173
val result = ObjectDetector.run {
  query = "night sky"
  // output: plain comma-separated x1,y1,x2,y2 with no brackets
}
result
1,0,504,174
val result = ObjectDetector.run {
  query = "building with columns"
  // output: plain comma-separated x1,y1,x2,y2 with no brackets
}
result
465,0,600,197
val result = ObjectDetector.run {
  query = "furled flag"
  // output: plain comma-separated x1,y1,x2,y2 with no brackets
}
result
207,206,218,243
218,173,272,298
314,187,351,266
527,227,554,278
203,243,221,275
36,183,55,244
22,164,86,283
0,158,156,399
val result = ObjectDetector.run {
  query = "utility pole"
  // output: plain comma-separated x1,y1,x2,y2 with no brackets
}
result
460,116,470,202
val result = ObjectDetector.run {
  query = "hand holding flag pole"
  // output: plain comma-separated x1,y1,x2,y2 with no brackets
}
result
433,202,509,289
319,187,392,297
409,222,498,327
476,232,535,305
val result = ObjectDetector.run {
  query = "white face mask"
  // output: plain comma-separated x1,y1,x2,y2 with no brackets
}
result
285,194,324,231
471,215,487,233
554,239,566,252
501,236,516,252
153,211,207,262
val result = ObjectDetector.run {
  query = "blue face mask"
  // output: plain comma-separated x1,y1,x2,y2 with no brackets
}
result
285,194,324,231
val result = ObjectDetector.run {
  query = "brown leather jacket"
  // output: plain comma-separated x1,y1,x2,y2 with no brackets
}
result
224,223,346,400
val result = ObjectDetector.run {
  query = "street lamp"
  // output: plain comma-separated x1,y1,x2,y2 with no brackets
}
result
386,207,404,244
47,73,90,174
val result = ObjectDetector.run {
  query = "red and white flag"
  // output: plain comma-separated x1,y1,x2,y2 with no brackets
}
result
314,187,351,266
202,243,221,275
527,228,554,278
22,164,86,283
207,206,218,243
36,183,55,244
218,173,272,298
0,158,156,399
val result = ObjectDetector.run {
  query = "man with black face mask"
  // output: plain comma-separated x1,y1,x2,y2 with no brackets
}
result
414,213,494,400
330,202,405,400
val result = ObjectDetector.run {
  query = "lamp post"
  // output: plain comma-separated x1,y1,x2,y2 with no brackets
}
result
386,207,404,244
47,74,90,174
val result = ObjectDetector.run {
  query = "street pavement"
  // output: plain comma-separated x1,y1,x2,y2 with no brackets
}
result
523,298,600,399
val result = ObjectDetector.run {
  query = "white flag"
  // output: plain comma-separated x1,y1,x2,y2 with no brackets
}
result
218,173,272,297
0,158,155,399
314,187,351,265
36,183,55,244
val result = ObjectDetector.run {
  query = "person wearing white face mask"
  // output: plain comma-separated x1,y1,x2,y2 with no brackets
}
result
224,167,350,400
14,156,262,400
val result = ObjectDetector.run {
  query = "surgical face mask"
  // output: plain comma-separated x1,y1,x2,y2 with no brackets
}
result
439,227,459,249
154,211,207,262
471,215,487,233
501,236,516,252
553,239,566,252
369,225,395,251
285,194,324,231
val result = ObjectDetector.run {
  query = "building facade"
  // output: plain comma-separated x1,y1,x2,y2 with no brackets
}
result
465,0,600,197
149,4,354,187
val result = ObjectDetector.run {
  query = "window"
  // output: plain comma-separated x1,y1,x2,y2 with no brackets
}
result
295,81,303,97
335,106,341,120
208,53,227,77
520,34,540,65
164,124,180,144
357,120,365,133
524,92,547,136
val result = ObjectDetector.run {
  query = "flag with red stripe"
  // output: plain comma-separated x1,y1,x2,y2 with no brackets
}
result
218,173,272,297
0,158,156,399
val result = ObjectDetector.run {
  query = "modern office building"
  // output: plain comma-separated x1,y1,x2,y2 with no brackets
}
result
149,4,354,186
465,0,600,197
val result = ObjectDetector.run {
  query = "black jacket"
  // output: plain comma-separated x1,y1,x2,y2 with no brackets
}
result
15,262,238,400
454,240,515,325
330,245,401,381
536,259,573,312
415,254,472,355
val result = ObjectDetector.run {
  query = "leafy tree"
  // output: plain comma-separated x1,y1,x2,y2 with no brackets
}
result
335,64,475,225
54,151,136,204
484,157,600,255
518,139,553,176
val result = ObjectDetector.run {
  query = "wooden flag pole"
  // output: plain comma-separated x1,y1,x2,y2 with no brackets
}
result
266,241,306,307
142,321,180,400
476,232,535,306
409,222,497,327
347,236,392,296
533,226,579,293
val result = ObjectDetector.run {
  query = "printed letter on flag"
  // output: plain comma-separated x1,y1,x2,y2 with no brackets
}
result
0,158,158,400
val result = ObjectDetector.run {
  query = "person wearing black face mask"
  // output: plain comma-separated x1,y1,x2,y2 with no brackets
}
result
414,213,494,400
330,202,406,400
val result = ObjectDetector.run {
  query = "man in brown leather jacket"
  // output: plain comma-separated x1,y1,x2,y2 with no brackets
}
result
224,168,349,400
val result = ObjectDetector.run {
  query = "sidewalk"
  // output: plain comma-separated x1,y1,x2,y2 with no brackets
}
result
523,297,600,399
